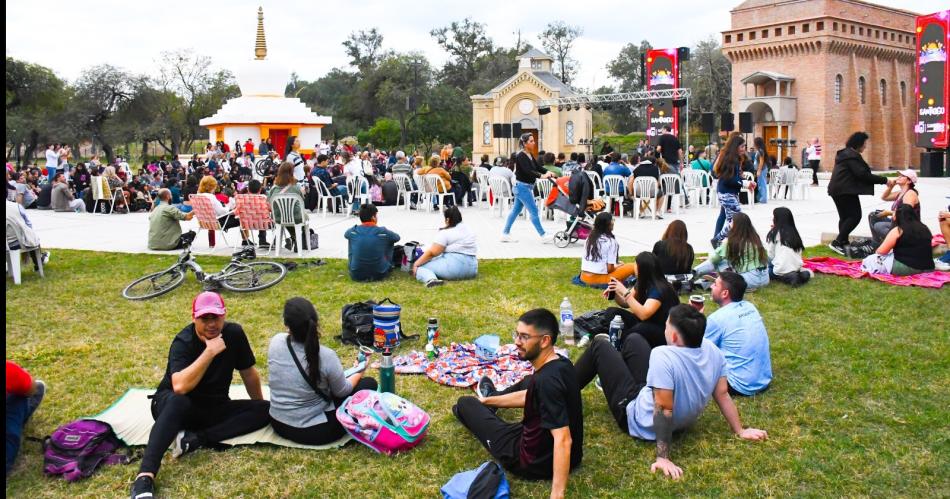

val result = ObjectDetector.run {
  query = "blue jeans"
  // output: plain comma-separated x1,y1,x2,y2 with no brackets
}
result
6,388,44,475
415,253,478,283
47,167,57,184
714,208,726,238
503,181,546,236
940,251,950,264
756,169,768,204
713,193,742,243
695,258,770,290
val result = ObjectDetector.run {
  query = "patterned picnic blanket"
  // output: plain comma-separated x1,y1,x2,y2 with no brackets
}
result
803,257,950,289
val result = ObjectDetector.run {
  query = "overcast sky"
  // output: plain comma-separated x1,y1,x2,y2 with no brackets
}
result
5,0,939,90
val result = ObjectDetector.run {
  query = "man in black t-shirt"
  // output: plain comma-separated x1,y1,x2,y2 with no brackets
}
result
657,126,682,169
130,292,269,499
453,309,583,498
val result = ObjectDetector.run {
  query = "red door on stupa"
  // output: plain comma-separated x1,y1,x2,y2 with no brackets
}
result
269,129,289,158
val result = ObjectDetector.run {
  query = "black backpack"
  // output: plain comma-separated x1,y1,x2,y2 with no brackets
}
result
339,300,377,346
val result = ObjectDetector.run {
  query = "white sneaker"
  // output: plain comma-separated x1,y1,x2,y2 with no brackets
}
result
500,233,517,243
935,258,950,272
541,233,556,244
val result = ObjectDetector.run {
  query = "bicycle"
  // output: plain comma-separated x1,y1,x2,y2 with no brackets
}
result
255,156,279,178
122,237,287,300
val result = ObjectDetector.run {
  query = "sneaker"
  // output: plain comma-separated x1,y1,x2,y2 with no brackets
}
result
41,252,50,265
593,333,611,343
594,376,603,392
477,376,497,399
828,240,848,256
576,334,591,348
284,238,295,252
799,269,814,284
130,475,155,499
935,258,950,272
710,238,720,250
425,279,444,288
28,380,46,414
258,242,272,250
541,233,556,244
171,430,200,459
500,233,517,243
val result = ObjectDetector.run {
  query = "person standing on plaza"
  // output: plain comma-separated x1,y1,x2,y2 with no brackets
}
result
44,144,59,183
711,133,756,248
284,136,306,184
753,137,769,204
826,132,888,257
805,137,822,186
500,133,555,244
657,126,683,171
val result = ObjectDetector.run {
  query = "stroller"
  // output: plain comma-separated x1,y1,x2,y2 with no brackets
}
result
545,171,603,248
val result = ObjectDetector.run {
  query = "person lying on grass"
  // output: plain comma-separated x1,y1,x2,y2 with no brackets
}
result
130,291,269,499
573,303,767,480
454,309,583,499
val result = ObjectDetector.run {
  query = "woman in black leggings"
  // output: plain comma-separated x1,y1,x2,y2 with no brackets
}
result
602,252,681,348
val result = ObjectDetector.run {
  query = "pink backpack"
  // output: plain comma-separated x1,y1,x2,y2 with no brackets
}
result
336,390,429,455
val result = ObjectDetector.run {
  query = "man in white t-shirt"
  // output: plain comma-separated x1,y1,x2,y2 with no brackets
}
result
573,304,768,479
318,141,331,157
411,206,478,287
805,137,822,185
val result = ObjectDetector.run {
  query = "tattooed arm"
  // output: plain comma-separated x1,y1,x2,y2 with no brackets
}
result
650,388,683,479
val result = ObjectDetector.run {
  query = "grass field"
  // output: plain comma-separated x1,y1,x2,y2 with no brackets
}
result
5,248,949,497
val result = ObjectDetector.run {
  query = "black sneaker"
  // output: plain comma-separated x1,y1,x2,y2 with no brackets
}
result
258,242,271,250
425,279,444,288
171,430,200,458
476,376,497,399
828,241,848,256
130,475,155,499
710,238,721,250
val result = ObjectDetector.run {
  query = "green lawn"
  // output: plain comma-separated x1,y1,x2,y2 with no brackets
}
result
5,249,949,497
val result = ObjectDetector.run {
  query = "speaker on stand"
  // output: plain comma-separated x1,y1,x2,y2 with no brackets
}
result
739,112,753,134
721,113,735,132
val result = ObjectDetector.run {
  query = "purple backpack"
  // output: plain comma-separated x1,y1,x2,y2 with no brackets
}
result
43,419,131,481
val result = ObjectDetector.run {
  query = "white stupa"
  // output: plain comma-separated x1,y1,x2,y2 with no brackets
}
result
199,7,331,156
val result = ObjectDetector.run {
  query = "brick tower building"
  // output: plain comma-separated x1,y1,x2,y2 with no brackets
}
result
722,0,920,171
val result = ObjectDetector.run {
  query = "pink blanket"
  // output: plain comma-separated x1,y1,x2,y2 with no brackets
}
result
803,257,950,289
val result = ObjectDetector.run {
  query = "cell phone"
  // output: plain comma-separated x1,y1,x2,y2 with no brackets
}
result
606,290,616,300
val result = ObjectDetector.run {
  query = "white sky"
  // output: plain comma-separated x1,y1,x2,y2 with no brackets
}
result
5,0,940,90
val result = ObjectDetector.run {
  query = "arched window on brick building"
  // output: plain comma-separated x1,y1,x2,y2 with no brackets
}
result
900,81,906,107
880,79,887,105
834,75,842,103
858,77,866,104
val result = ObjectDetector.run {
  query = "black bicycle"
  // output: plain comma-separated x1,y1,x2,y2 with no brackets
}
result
255,157,279,178
122,239,287,300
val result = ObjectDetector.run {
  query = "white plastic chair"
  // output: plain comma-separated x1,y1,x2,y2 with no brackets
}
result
487,176,514,218
602,175,627,217
740,171,756,208
351,176,371,208
632,177,659,220
795,168,813,200
585,171,605,199
315,181,344,217
270,194,308,257
393,173,417,210
6,220,45,285
412,173,429,209
682,170,704,206
660,174,685,214
534,178,555,219
473,167,491,207
424,174,454,211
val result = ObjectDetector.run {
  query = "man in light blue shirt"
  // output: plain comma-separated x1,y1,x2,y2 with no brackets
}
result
574,304,768,479
602,152,631,196
704,271,772,396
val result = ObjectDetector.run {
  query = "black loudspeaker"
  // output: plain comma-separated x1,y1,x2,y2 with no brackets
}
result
678,47,690,61
511,123,522,137
492,124,503,139
920,150,945,177
701,113,715,133
721,113,735,132
640,53,646,88
538,106,551,115
501,124,512,138
672,98,687,108
739,112,753,133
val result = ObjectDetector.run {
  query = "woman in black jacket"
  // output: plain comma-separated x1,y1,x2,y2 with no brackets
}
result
826,132,888,256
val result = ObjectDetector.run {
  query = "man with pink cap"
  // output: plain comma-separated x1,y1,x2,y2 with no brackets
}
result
130,291,269,499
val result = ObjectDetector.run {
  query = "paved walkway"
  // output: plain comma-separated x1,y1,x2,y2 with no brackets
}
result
25,177,949,259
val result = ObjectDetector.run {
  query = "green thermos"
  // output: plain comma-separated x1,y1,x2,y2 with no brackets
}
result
379,348,396,394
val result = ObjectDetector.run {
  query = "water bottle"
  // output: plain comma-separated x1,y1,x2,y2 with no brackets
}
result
426,317,440,358
559,297,575,345
608,315,624,349
379,348,396,394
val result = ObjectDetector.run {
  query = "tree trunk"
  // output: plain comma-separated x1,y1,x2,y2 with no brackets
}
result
101,143,115,163
26,131,40,166
142,139,149,163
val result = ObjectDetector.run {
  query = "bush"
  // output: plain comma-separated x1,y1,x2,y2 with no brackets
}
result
357,118,402,151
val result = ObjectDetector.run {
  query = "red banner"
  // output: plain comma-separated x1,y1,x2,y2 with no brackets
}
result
646,48,680,142
915,10,950,149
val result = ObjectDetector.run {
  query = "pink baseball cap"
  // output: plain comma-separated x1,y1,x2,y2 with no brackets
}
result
897,169,918,184
192,291,226,318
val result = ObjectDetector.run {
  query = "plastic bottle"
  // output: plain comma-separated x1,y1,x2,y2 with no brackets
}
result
379,348,396,394
426,317,440,358
608,315,624,349
559,297,574,345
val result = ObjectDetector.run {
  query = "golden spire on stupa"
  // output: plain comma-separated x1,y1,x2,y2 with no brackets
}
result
254,7,267,60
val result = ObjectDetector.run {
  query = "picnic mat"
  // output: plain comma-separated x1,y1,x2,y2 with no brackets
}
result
425,343,569,390
803,257,950,289
93,385,350,449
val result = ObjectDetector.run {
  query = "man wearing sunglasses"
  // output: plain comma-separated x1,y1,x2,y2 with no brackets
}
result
453,309,583,499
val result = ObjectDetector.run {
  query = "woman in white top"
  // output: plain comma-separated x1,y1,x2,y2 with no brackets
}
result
412,206,478,287
580,212,636,286
196,175,248,244
765,207,812,286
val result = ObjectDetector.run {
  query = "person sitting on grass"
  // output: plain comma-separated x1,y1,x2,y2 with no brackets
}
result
765,207,813,286
694,212,770,290
148,189,196,251
455,309,583,497
601,252,681,348
703,272,772,396
652,220,695,276
580,212,636,286
936,208,950,272
868,169,919,246
411,206,478,288
344,204,400,282
6,360,45,476
267,297,376,445
130,291,270,499
861,204,934,276
572,304,768,480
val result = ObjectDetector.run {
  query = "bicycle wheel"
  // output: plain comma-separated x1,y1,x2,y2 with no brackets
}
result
123,267,186,300
255,159,269,177
218,261,287,292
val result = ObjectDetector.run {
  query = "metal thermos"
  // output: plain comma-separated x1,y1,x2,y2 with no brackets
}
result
379,348,396,394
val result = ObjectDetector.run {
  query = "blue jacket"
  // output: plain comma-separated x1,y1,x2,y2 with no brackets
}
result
344,223,400,281
717,167,743,195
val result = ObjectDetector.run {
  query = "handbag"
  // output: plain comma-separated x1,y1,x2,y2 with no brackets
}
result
286,335,332,402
